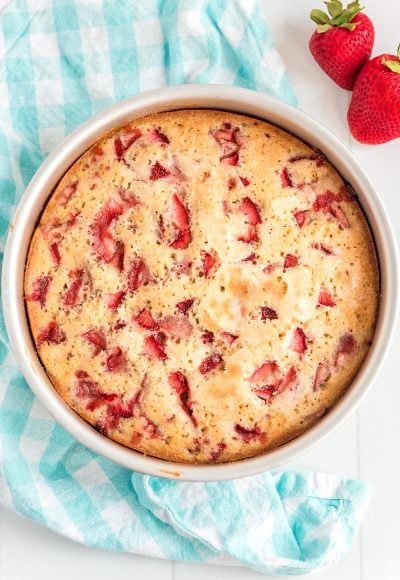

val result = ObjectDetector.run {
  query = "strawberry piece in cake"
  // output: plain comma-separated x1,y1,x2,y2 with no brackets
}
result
318,287,336,307
114,128,141,159
200,250,218,278
82,329,107,356
26,275,51,308
134,308,159,330
335,333,357,368
150,161,171,181
291,327,307,356
128,257,151,292
143,335,167,360
106,347,127,372
168,371,197,426
91,198,124,270
37,321,66,346
199,353,224,374
105,290,126,310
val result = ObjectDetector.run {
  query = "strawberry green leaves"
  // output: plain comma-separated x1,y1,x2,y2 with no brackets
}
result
310,0,364,33
382,45,400,75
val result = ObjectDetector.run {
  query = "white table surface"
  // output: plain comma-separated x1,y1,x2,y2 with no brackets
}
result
1,1,399,578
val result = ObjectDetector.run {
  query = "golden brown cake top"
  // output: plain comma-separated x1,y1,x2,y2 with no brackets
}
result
24,110,379,464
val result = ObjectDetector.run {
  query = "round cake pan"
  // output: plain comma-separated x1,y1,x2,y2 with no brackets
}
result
2,84,398,481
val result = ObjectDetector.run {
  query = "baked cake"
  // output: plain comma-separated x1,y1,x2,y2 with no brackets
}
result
24,110,379,464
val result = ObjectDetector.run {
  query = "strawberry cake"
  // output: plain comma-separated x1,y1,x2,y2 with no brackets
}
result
24,110,379,464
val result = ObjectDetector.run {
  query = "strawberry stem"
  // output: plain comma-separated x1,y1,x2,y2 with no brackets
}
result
382,47,400,75
310,0,363,33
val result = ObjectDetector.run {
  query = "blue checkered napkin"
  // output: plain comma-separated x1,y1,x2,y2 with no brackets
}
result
0,0,368,574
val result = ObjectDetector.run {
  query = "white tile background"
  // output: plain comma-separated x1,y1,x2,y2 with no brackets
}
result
1,0,399,578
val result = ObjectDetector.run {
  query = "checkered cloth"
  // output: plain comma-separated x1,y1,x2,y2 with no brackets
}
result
0,0,369,575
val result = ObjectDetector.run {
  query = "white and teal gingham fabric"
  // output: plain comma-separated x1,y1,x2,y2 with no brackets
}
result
0,0,370,575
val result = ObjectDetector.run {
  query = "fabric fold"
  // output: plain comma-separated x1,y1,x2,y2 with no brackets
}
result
132,471,369,574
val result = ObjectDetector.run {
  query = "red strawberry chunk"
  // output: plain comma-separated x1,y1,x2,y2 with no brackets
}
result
227,177,237,190
75,370,117,411
113,320,127,331
199,352,224,374
75,370,103,398
221,150,239,166
63,269,84,307
134,308,158,330
277,366,299,393
106,347,127,372
41,209,80,242
49,242,61,266
114,128,141,159
211,123,242,165
82,330,107,355
128,257,150,292
105,290,126,310
108,241,125,271
248,360,279,384
237,224,259,244
289,153,323,166
104,398,135,431
91,146,104,160
168,371,196,426
313,192,350,229
201,249,218,278
168,193,191,249
201,330,215,344
159,315,193,338
329,204,350,229
148,128,170,144
234,424,264,443
26,275,51,308
220,331,238,346
37,320,66,346
143,335,167,360
280,167,293,188
291,327,307,356
241,253,258,264
318,286,336,307
313,362,330,390
261,306,278,321
168,371,188,396
311,242,334,255
263,262,280,274
335,333,357,368
239,176,250,187
150,161,171,181
253,385,277,403
118,188,140,208
239,196,262,225
170,193,189,230
58,181,78,207
170,228,191,249
212,124,235,142
176,298,195,315
94,197,124,227
91,198,124,269
313,191,336,211
283,254,299,271
140,417,164,439
210,442,227,461
293,210,309,228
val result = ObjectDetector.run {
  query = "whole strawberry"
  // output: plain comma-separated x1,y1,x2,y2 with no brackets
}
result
309,0,374,90
348,46,400,144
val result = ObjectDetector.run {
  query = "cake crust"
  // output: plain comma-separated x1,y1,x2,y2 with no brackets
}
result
24,110,379,464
